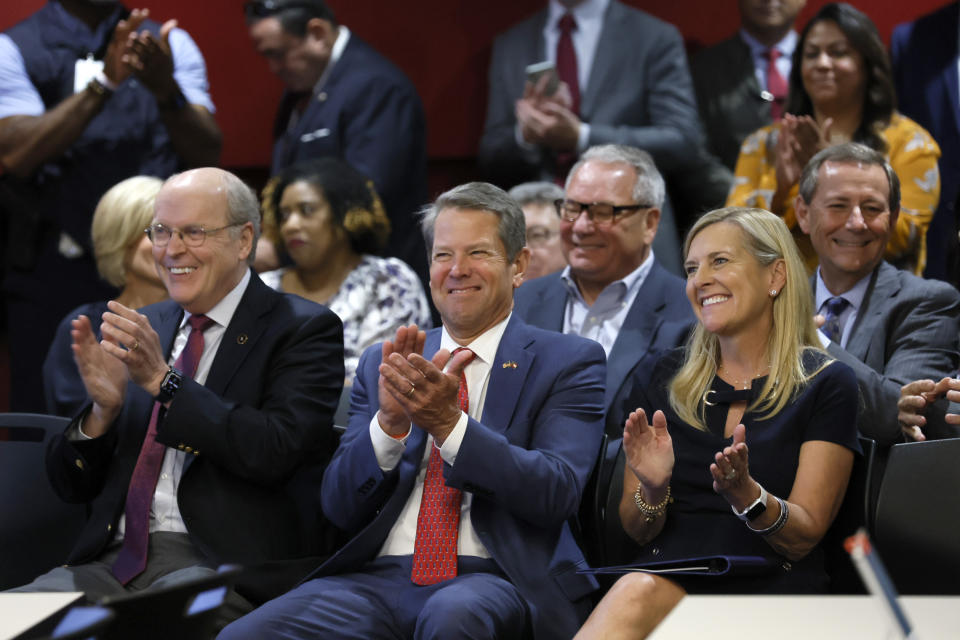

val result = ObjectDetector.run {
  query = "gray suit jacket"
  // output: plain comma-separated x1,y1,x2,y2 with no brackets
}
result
513,262,694,437
478,0,702,182
690,33,774,171
818,262,960,445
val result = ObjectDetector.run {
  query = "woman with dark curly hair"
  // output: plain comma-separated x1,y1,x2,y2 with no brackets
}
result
727,2,940,275
260,158,431,382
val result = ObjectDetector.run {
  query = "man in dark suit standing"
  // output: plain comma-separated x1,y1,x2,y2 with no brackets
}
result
514,144,694,437
690,0,806,171
245,0,427,279
14,168,345,624
795,143,960,445
220,182,606,639
478,0,706,272
891,2,960,283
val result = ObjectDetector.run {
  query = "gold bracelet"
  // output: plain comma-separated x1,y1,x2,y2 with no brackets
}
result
634,483,671,523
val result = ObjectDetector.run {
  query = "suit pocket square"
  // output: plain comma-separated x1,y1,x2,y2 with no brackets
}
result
577,555,774,578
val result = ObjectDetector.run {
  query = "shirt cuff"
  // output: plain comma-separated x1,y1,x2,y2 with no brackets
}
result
437,411,468,466
577,121,591,153
68,418,95,442
817,328,831,349
513,121,541,160
370,412,409,472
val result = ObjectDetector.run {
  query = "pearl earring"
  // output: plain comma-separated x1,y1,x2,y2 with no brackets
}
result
770,289,778,297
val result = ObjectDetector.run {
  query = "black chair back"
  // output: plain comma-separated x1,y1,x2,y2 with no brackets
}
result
873,438,960,594
0,413,87,589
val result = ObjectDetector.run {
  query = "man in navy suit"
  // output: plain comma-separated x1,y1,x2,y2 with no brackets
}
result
514,144,694,437
16,168,345,624
220,182,606,639
245,0,427,280
892,2,960,283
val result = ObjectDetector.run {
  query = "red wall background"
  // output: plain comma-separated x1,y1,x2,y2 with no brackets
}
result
0,0,951,169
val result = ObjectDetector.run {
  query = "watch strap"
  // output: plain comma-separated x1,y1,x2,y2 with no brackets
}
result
732,483,768,521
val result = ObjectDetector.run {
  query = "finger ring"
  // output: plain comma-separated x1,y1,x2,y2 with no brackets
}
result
725,469,737,480
405,383,415,398
131,340,140,352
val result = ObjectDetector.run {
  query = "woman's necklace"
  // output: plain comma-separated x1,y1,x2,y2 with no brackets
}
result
717,363,770,390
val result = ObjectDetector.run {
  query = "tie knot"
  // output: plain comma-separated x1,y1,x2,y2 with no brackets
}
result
558,13,577,33
764,48,781,62
825,296,849,315
452,346,476,364
187,314,215,334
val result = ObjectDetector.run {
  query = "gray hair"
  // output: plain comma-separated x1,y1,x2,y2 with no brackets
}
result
420,182,526,261
508,181,565,209
798,142,901,213
566,144,666,208
222,172,262,265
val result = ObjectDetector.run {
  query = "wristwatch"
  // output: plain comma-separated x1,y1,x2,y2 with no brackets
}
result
732,484,768,522
155,367,184,404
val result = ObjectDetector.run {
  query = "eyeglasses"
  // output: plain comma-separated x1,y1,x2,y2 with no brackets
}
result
243,0,317,19
526,227,558,248
145,223,244,248
553,199,652,225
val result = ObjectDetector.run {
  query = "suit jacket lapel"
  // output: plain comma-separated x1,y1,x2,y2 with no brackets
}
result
581,1,621,117
845,264,896,361
205,273,277,396
525,276,567,331
605,264,666,408
481,316,534,433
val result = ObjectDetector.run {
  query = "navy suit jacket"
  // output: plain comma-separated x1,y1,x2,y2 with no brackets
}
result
271,34,428,280
315,315,606,639
45,273,345,603
513,262,694,437
892,2,960,280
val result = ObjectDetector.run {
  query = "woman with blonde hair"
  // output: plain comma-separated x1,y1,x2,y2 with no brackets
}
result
260,158,430,383
43,176,167,416
575,207,860,639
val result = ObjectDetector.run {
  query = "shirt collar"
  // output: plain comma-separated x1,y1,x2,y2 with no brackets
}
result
312,25,351,94
738,27,798,59
439,313,512,367
547,0,610,28
560,249,655,304
180,268,251,330
814,266,872,313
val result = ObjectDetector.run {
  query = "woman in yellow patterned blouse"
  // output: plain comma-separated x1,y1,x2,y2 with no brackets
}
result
727,2,940,274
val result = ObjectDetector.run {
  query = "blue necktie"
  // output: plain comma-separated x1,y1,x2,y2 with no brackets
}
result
821,297,849,343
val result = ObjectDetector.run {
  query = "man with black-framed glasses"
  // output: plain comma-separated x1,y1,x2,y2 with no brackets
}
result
514,144,694,438
11,167,346,630
244,0,429,285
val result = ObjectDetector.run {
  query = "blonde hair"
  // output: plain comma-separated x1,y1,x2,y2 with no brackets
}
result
91,176,163,288
669,207,829,431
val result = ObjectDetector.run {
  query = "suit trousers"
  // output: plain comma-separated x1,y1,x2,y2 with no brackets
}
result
218,555,531,640
7,531,253,630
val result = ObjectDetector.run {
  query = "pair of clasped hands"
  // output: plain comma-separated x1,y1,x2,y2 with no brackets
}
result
898,377,960,441
774,114,835,198
375,325,475,447
101,8,181,103
623,408,757,510
515,74,580,153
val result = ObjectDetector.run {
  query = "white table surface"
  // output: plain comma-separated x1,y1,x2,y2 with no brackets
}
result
0,592,84,640
648,595,959,639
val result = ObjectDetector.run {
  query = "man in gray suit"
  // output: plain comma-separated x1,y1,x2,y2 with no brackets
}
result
478,0,705,273
795,143,960,445
513,144,694,438
690,0,806,170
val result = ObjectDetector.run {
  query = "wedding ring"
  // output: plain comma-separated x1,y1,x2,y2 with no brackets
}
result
131,340,140,352
725,469,737,480
406,383,415,398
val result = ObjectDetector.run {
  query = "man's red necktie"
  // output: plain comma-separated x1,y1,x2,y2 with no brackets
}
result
765,48,788,121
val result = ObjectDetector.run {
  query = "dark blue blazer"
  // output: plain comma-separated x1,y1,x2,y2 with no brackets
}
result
315,315,606,639
513,261,695,436
892,2,960,280
271,34,428,279
45,273,345,603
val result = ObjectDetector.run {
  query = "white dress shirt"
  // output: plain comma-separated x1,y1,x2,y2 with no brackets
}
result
739,28,797,94
561,250,653,356
371,314,512,559
79,270,251,540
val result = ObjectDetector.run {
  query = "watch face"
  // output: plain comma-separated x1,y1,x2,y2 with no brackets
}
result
745,502,767,521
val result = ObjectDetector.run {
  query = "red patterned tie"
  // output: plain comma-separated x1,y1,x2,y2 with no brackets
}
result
765,48,787,121
111,314,215,584
411,347,474,585
554,12,580,183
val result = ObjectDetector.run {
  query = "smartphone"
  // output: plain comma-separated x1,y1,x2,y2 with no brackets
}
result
525,60,559,96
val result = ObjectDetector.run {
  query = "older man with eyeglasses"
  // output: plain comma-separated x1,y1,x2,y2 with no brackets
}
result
514,144,694,438
10,167,345,630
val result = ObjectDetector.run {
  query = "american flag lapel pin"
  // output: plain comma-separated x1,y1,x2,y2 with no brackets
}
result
502,361,518,369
